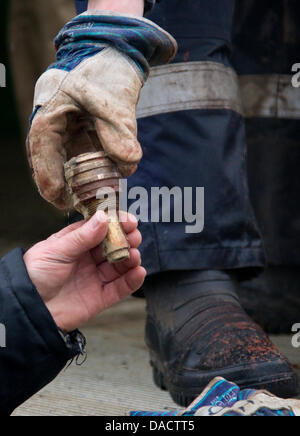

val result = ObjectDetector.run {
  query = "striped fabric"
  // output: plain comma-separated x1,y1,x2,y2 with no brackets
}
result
50,12,173,79
130,378,297,416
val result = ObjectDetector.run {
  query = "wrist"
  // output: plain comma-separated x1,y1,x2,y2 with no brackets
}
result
53,11,177,80
46,302,70,333
88,0,144,16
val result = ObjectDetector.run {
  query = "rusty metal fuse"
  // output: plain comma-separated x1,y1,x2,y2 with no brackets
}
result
64,152,130,264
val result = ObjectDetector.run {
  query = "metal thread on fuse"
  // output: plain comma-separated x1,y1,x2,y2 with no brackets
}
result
64,152,130,264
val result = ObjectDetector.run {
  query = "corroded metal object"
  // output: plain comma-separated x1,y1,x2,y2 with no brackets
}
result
64,152,130,264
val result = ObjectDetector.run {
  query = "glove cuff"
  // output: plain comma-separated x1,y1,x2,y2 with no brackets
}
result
52,11,177,80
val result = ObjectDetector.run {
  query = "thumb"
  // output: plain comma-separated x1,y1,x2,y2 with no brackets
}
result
55,211,108,261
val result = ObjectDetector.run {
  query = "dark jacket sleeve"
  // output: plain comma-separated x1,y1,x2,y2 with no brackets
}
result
74,0,160,15
75,0,88,14
0,248,84,416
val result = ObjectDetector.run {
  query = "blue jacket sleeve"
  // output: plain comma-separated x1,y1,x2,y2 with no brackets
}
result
0,248,84,415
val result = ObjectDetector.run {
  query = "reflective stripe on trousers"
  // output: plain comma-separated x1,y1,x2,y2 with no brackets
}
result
133,0,300,271
129,0,265,275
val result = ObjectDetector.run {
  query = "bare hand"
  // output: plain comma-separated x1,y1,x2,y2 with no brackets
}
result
24,211,145,332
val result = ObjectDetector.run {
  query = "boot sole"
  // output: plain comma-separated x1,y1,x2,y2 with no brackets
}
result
151,357,299,407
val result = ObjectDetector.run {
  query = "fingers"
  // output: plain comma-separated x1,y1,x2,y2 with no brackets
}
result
48,221,84,240
91,212,141,264
91,227,142,265
118,163,138,178
118,211,138,231
94,118,143,177
53,211,108,261
29,96,75,209
47,212,140,265
101,266,147,309
98,248,141,283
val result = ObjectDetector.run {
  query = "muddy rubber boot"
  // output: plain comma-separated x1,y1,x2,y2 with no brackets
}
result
144,270,299,407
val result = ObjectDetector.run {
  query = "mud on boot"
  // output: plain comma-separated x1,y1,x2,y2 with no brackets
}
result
144,270,299,407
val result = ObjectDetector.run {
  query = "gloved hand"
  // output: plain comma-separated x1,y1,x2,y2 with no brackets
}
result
27,11,177,209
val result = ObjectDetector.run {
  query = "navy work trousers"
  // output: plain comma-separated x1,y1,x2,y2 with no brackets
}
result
132,0,264,274
74,0,300,274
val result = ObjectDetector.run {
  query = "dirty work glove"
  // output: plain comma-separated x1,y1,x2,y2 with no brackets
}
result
27,11,177,209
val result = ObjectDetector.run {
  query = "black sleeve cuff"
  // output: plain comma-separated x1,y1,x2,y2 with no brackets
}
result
74,0,161,16
0,248,85,415
144,0,157,14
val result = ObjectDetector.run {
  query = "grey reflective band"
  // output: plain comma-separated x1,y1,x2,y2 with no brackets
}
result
239,74,300,120
137,61,243,119
137,63,300,120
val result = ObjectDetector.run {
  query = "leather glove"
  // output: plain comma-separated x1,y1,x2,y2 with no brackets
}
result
27,11,177,209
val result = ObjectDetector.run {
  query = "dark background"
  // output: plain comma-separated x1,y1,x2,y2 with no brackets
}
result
0,1,64,257
1,0,19,137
